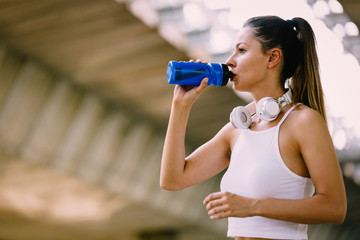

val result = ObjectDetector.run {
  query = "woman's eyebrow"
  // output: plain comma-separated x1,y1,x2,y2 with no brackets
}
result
235,42,248,48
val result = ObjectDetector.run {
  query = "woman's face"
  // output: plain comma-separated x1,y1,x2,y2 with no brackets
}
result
226,27,270,92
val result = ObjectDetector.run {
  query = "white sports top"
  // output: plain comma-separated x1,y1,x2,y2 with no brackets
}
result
221,105,315,239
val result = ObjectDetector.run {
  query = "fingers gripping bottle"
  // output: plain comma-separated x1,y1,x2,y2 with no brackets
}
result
167,61,233,87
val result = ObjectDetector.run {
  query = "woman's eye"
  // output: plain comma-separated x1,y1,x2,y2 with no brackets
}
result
239,48,246,53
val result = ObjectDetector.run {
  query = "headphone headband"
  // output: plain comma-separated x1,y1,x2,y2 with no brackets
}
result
278,88,292,108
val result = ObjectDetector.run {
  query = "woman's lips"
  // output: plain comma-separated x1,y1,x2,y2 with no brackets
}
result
230,73,236,81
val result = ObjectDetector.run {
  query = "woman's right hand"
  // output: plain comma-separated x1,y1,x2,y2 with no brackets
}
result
172,77,208,107
172,59,209,107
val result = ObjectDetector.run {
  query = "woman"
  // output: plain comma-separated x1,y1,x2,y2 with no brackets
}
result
160,16,346,240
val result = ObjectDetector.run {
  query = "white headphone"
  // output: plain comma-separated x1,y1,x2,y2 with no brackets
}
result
230,89,292,129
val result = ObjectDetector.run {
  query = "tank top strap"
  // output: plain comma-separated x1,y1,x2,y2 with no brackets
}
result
277,104,297,127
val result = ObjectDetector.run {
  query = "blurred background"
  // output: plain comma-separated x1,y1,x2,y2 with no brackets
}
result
0,0,359,239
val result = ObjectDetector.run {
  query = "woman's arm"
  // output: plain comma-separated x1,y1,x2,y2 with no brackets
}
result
160,79,231,191
204,108,347,224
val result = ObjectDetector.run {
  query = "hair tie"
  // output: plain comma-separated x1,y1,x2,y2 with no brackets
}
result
286,19,297,32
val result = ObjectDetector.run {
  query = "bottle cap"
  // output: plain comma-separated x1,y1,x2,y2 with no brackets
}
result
221,64,233,86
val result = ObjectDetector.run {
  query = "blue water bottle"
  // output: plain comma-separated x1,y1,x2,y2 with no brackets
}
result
166,61,233,87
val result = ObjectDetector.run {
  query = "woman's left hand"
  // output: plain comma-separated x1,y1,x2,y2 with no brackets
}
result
203,192,257,219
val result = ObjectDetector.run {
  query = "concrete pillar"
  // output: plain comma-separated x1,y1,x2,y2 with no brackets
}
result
76,111,129,184
103,123,153,193
0,60,52,153
51,93,104,172
22,78,81,164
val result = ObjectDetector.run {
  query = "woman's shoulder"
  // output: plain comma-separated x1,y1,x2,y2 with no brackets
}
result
213,122,244,149
289,104,325,125
286,103,328,137
220,122,243,140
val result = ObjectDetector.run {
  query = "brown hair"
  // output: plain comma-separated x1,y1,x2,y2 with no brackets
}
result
243,16,326,122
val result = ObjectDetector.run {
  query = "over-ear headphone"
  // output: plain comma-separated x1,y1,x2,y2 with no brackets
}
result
230,89,292,129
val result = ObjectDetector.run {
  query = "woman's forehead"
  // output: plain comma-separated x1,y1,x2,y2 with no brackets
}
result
234,27,255,45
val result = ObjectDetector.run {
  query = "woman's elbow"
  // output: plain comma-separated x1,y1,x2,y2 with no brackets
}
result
160,181,178,191
329,200,347,224
333,204,347,224
159,177,183,191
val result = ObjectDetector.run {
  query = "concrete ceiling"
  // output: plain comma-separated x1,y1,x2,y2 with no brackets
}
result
0,0,358,146
0,0,244,148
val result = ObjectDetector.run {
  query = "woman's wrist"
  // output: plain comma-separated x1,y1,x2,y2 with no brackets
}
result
251,197,262,217
172,98,193,114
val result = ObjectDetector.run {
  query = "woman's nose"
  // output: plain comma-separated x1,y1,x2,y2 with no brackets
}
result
225,54,235,68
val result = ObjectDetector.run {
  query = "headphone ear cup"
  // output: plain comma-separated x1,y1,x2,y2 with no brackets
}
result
230,106,252,129
256,97,280,121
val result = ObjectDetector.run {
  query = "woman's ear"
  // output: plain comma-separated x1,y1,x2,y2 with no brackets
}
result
268,48,282,68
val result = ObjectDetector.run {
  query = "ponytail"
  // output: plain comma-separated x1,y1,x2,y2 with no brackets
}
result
244,16,327,123
290,18,327,123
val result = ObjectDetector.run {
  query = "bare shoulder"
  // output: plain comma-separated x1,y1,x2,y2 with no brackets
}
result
216,122,241,144
210,122,244,154
285,104,330,144
287,104,326,128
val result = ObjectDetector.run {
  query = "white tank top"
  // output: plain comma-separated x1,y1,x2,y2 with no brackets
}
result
221,105,314,239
